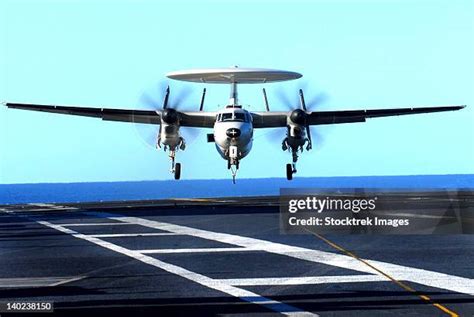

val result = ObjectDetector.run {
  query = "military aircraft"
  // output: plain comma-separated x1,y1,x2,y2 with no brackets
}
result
5,67,465,183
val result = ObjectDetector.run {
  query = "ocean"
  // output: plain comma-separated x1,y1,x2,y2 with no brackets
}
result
1,174,473,205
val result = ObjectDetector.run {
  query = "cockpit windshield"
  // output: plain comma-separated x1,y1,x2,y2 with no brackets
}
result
221,113,234,121
219,112,248,122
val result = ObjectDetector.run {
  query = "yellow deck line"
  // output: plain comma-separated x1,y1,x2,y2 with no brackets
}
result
307,230,459,317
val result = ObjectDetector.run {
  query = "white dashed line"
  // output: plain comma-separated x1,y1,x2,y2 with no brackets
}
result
219,275,389,286
60,222,135,227
138,247,259,254
90,233,178,238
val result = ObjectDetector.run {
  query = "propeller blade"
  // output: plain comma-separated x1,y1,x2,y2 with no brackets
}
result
306,92,328,110
305,125,312,150
256,127,286,144
309,127,328,150
180,127,202,147
138,92,160,110
199,88,206,111
162,86,170,109
274,88,295,111
133,81,169,149
170,85,192,108
263,88,270,111
138,80,169,110
298,80,329,111
131,119,159,149
299,89,307,111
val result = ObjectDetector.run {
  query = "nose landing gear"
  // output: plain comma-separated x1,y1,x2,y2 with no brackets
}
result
230,164,239,184
227,145,240,184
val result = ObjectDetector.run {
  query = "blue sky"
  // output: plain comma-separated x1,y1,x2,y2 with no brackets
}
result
1,0,473,184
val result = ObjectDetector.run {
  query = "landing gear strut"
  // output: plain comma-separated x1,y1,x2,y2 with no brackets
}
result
230,164,238,184
282,136,312,180
286,147,299,181
228,145,240,184
169,150,182,180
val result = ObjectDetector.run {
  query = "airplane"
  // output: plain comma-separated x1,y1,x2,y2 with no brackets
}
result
5,67,466,183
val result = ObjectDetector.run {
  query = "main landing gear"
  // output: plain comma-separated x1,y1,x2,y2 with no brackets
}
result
161,137,186,180
168,150,182,180
286,163,295,180
282,139,302,181
285,151,299,181
282,137,312,181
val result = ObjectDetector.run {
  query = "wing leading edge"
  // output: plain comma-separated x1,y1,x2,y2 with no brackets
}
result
5,103,217,128
6,103,160,124
251,105,466,128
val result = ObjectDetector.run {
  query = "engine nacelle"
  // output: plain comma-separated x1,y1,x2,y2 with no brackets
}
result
289,109,307,125
286,109,307,140
288,124,305,139
283,109,308,151
161,108,180,124
159,109,184,150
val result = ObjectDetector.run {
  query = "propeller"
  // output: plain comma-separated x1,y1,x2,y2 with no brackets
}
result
270,82,329,150
133,81,200,149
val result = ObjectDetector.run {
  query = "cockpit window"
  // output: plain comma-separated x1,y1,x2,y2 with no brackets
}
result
221,113,233,121
220,112,248,122
234,113,245,121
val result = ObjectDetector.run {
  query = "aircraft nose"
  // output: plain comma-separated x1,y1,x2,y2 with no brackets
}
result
226,128,241,138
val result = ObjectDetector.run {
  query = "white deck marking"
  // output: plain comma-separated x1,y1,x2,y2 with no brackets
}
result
27,203,79,211
90,232,178,238
60,222,134,227
220,275,389,286
138,247,259,254
94,213,474,296
0,276,84,288
37,220,317,317
3,208,62,212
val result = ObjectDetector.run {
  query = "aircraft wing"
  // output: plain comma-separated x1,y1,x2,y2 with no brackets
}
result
251,105,466,128
5,103,217,128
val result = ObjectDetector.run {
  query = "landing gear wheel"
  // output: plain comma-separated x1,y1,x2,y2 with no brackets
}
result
286,164,293,180
174,163,181,180
227,160,231,170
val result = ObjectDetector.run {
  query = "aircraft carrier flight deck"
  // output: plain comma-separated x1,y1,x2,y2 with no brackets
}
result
1,196,473,316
